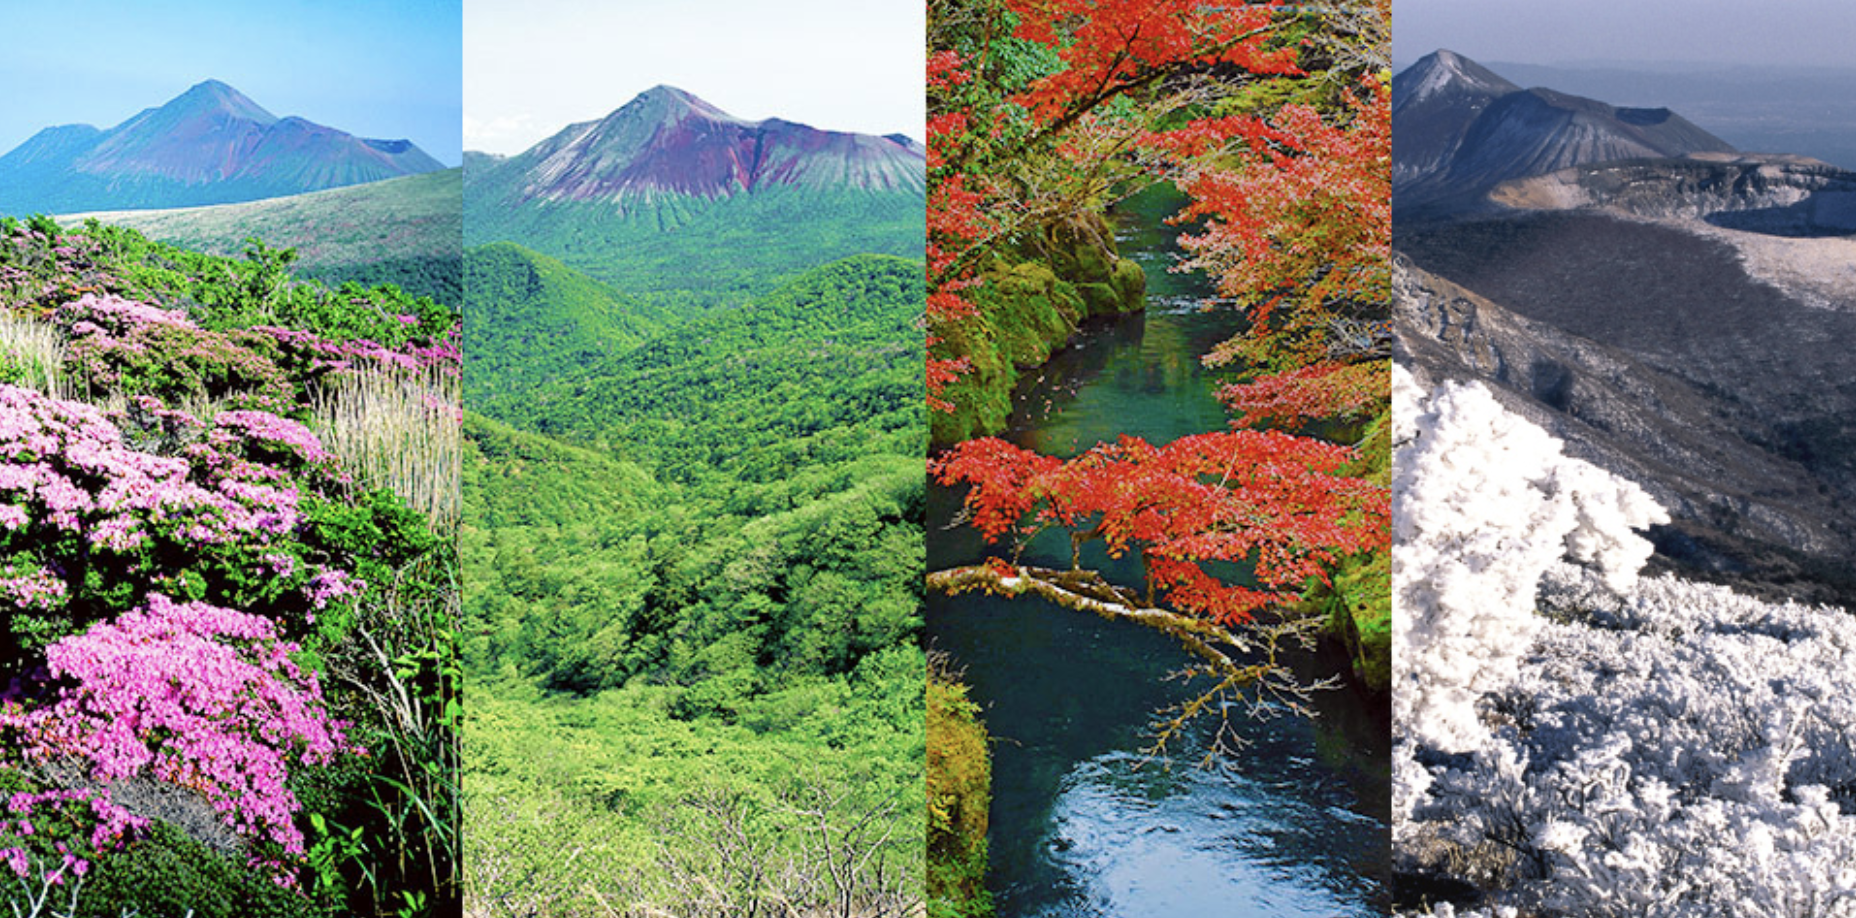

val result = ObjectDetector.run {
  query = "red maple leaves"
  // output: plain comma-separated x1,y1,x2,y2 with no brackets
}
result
933,431,1389,625
1178,76,1392,375
1217,359,1389,430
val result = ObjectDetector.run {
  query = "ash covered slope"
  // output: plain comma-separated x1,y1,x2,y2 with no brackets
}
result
1393,50,1735,217
1394,255,1856,603
0,80,441,214
1491,152,1856,236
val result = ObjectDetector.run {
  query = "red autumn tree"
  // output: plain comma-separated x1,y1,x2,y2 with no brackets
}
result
926,0,1308,408
926,0,1393,726
931,431,1388,626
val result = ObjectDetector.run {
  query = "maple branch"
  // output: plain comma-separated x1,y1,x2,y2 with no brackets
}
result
927,561,1336,760
1024,21,1287,148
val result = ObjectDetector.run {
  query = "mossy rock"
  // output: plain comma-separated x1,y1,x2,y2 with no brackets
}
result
1075,281,1123,317
1110,257,1146,313
1315,549,1390,691
1033,211,1114,280
930,259,1091,444
986,261,1080,365
932,207,1147,444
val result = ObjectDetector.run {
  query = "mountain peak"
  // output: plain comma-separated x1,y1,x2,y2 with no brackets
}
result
622,85,750,128
0,80,440,214
1393,50,1737,215
495,88,925,206
170,79,277,124
1395,49,1520,110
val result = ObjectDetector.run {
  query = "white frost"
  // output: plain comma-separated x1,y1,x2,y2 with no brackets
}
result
1393,366,1856,918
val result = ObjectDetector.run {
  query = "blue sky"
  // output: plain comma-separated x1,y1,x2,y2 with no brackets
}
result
1395,0,1856,69
465,0,925,156
0,0,462,165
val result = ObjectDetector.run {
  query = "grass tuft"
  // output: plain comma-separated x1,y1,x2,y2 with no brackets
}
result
312,361,462,531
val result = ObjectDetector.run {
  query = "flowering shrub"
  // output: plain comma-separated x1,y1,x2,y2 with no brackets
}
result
1393,366,1856,917
2,596,352,869
254,323,460,381
55,293,295,412
0,215,459,911
0,781,147,900
0,384,357,654
0,219,121,304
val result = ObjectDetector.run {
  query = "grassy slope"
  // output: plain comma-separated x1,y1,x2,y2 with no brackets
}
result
63,169,462,303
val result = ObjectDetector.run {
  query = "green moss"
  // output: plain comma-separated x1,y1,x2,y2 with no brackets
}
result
928,667,994,918
79,823,315,918
1110,257,1147,312
1321,550,1390,690
1310,406,1391,689
932,210,1147,445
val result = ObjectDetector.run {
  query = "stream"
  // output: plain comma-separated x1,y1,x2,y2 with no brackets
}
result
927,188,1391,917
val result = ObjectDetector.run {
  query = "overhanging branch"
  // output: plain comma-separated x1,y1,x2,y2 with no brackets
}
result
927,562,1339,761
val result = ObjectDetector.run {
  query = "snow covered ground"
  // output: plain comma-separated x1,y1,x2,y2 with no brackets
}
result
1393,366,1856,917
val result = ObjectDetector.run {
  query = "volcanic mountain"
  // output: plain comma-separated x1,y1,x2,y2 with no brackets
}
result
0,79,443,215
464,85,925,297
1395,57,1856,605
1394,50,1735,218
477,85,923,206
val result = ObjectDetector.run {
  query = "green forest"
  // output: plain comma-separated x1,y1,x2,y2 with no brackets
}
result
462,217,927,912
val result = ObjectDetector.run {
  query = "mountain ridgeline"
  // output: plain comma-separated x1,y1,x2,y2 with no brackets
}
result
63,168,464,305
1393,49,1737,219
463,241,672,415
0,80,442,214
464,85,925,300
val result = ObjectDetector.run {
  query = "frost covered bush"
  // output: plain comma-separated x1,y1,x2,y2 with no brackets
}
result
1392,365,1665,756
1393,366,1856,918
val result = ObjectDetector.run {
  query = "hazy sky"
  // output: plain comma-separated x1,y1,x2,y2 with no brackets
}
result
1395,0,1856,70
0,0,462,165
465,0,925,156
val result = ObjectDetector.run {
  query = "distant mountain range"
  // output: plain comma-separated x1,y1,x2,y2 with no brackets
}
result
464,85,924,297
1413,60,1856,171
0,79,443,215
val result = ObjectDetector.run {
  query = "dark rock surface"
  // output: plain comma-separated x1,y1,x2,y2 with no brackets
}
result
1396,254,1856,606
